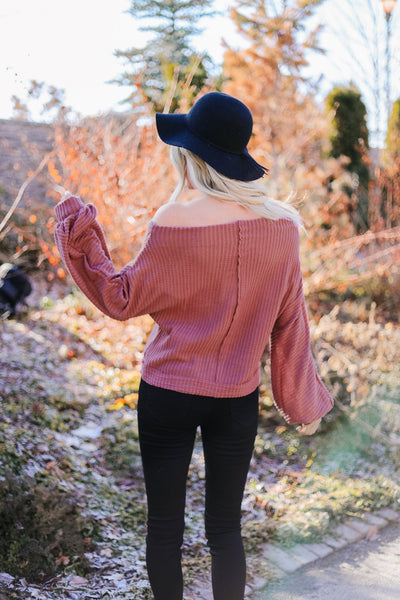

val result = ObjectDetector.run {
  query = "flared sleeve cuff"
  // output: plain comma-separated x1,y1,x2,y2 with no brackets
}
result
55,195,84,221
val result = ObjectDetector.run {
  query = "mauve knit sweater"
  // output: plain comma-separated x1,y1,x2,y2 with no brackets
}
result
54,195,333,424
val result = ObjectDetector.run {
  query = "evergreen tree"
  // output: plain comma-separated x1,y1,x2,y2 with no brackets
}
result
112,0,214,112
379,99,400,229
386,98,400,161
325,85,370,231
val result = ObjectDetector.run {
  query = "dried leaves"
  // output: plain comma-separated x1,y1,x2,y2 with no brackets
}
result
1,289,400,597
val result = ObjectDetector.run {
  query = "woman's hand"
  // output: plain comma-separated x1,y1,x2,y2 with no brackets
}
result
60,190,73,202
296,418,321,436
54,184,73,202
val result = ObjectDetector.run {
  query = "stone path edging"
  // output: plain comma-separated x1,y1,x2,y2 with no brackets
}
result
188,508,400,600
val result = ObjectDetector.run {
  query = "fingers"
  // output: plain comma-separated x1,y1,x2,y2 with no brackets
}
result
61,190,73,201
296,418,321,436
53,184,73,202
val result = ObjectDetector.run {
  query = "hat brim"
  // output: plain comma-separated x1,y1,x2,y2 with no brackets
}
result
156,112,266,182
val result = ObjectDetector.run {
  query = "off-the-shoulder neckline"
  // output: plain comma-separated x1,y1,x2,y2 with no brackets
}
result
148,217,295,231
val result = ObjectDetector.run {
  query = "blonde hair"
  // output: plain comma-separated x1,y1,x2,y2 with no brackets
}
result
169,146,302,226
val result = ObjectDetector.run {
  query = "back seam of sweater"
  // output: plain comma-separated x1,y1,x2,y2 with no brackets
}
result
214,222,242,383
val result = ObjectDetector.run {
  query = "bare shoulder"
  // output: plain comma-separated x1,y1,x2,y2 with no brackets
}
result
152,196,272,227
152,203,188,227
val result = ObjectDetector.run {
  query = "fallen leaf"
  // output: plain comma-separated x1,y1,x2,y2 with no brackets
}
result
365,525,379,541
70,575,89,586
0,573,14,584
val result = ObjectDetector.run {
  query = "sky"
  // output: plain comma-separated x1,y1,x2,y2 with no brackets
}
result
1,0,399,137
0,0,237,120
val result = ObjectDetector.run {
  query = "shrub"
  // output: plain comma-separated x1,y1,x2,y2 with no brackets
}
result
0,472,98,582
325,85,370,231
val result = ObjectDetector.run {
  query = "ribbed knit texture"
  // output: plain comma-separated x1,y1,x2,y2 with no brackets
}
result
54,195,333,424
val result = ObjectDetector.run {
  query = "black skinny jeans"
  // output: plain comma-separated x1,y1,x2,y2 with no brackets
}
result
137,379,259,600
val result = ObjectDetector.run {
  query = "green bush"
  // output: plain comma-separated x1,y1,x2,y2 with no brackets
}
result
0,472,98,583
386,98,400,161
100,415,141,476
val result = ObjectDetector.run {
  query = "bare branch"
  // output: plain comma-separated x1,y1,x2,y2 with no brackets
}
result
162,66,180,114
0,153,51,235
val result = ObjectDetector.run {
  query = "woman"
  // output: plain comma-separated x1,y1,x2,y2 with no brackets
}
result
54,92,333,600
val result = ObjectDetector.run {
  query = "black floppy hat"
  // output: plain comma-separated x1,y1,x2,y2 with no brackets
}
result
155,92,267,182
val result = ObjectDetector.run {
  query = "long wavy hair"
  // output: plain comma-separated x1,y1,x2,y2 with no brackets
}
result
168,146,302,226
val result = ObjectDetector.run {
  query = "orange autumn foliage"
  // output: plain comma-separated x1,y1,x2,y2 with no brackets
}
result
52,113,177,268
223,2,356,244
4,0,399,302
221,1,400,300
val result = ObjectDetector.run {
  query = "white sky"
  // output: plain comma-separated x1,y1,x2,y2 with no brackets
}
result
0,0,238,120
1,0,399,132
